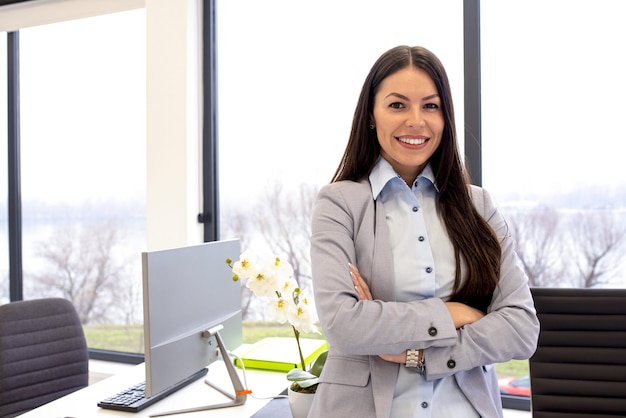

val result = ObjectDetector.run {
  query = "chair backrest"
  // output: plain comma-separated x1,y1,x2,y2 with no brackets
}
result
529,287,626,418
0,298,89,418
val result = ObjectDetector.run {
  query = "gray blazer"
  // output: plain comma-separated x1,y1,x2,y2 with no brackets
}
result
308,179,539,418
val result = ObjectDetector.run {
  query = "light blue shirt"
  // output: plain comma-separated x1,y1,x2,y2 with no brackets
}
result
369,157,479,418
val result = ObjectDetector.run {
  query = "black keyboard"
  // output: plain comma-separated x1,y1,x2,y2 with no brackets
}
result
97,368,209,413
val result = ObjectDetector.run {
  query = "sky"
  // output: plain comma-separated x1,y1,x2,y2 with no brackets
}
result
479,0,626,199
0,10,146,206
1,1,626,209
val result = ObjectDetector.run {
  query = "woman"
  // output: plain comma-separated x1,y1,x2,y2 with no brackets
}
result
309,45,539,418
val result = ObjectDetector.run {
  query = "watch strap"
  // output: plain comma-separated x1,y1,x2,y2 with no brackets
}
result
406,349,420,367
405,349,425,373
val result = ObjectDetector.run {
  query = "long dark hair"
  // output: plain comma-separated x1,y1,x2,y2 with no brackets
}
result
333,45,500,312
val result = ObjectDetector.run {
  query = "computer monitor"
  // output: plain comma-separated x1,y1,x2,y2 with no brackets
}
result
141,239,242,398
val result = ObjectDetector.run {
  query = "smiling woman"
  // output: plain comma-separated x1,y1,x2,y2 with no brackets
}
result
2,0,464,347
372,66,444,186
8,3,623,416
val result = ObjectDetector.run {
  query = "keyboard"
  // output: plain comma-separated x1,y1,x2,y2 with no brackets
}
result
97,368,209,413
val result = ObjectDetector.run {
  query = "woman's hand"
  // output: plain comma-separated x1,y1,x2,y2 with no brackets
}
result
349,263,406,364
349,263,372,301
378,352,407,364
445,301,485,329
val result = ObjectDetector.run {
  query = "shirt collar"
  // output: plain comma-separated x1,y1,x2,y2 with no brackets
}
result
369,157,438,199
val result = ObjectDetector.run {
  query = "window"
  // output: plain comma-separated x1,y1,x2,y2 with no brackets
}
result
217,0,465,291
16,10,146,354
481,1,626,408
2,1,203,362
481,0,626,289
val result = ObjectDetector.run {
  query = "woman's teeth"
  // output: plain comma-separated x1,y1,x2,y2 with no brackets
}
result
398,137,426,145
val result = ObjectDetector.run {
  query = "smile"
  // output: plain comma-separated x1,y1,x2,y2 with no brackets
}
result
397,137,427,145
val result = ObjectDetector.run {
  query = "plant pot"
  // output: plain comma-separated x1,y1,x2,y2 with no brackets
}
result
288,387,315,418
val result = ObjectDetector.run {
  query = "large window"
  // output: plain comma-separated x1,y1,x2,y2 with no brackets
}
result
482,0,626,289
12,10,146,354
5,2,623,411
216,0,464,292
3,1,206,362
480,0,626,406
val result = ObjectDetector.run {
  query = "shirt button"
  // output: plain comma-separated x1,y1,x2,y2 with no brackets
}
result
428,327,437,336
418,236,425,242
447,359,456,369
412,206,419,212
421,402,429,408
425,267,432,273
414,181,419,187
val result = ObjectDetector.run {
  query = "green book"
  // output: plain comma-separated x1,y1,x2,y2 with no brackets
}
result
234,337,328,372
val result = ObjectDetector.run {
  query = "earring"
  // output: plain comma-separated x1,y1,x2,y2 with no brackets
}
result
369,123,375,130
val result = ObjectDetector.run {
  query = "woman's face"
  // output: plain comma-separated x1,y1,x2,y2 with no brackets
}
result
372,66,444,185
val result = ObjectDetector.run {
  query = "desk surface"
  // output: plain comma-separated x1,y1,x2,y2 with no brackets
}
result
18,360,290,418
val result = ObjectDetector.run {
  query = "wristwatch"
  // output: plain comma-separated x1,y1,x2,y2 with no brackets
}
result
405,349,425,373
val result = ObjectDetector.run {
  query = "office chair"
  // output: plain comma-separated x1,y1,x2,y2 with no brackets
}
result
0,298,89,418
529,287,626,418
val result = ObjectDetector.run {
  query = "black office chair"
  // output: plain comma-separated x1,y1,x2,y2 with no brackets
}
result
0,298,89,418
529,287,626,418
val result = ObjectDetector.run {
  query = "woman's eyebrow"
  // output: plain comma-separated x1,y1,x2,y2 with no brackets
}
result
422,93,440,101
384,92,440,101
384,92,410,100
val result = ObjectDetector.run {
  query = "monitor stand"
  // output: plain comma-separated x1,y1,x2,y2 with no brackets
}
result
149,325,248,417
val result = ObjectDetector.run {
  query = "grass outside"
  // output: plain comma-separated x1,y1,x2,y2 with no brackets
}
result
83,322,324,354
84,324,144,353
84,323,528,378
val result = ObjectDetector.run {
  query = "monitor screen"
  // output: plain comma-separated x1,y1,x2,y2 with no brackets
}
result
141,239,242,397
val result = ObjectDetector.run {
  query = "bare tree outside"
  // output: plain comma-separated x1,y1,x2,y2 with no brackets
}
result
221,210,257,318
252,182,318,291
31,221,135,324
567,210,626,288
221,182,319,320
506,207,566,287
505,207,626,289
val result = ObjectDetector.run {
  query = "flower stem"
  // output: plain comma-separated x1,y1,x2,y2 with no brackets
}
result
292,326,307,372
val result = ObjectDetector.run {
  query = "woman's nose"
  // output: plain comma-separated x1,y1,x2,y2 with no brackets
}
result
405,108,425,128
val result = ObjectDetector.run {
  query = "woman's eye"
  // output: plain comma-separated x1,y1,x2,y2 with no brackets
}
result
424,103,439,110
389,102,405,109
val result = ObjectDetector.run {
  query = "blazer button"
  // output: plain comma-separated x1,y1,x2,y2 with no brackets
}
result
428,327,437,336
447,359,456,369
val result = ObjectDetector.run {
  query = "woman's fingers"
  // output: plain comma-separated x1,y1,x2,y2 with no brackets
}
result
349,263,373,300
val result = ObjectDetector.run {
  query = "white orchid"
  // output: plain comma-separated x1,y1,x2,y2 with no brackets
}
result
265,294,290,324
288,293,319,335
246,268,280,298
230,252,256,280
227,253,321,372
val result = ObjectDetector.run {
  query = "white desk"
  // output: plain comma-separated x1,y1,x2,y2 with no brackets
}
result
18,360,290,418
16,360,531,418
